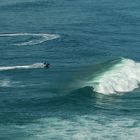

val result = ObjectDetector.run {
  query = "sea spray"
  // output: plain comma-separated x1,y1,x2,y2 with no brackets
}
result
86,58,140,94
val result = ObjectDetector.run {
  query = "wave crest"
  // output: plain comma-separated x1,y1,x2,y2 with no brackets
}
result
87,58,140,94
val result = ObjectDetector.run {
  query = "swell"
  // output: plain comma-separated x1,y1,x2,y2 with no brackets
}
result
85,58,140,94
0,33,60,46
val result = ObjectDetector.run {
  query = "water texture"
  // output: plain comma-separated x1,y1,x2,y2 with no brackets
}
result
0,0,140,139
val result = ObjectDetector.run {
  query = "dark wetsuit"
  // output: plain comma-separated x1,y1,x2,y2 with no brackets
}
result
43,62,50,68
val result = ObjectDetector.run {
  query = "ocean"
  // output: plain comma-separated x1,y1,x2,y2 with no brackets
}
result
0,0,140,139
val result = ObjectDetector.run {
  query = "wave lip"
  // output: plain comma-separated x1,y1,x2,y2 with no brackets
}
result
0,33,60,46
87,58,140,94
0,63,44,71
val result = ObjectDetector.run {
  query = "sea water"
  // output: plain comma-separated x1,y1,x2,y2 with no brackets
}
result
0,0,140,139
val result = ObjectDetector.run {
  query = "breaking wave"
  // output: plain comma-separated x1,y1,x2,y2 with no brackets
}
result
86,58,140,94
0,63,44,71
0,33,60,46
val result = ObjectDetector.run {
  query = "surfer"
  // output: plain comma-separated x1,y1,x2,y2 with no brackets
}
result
43,62,50,68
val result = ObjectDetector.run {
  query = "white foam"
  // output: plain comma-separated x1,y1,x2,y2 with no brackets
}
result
86,58,140,94
0,79,11,87
0,63,44,71
0,33,60,46
1,115,139,140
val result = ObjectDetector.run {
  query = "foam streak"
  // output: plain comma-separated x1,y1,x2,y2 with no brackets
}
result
0,33,60,46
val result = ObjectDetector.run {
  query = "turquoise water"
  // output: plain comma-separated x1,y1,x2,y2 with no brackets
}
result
0,0,140,139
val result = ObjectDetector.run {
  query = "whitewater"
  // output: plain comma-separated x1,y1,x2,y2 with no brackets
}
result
87,58,140,94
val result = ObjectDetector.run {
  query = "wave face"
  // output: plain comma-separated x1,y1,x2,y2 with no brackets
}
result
0,63,44,71
0,33,60,46
86,58,140,94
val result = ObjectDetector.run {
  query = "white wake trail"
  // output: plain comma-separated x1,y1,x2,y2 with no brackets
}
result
0,33,60,46
0,63,44,71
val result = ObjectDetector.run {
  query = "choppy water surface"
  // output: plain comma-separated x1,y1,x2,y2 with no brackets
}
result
0,0,140,139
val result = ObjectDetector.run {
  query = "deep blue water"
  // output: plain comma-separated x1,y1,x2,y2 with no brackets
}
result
0,0,140,139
